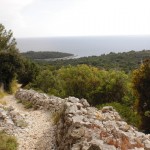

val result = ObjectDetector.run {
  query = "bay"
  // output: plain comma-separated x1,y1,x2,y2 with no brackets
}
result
16,36,150,57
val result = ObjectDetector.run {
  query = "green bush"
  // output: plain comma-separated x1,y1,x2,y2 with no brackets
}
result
132,59,150,133
29,64,135,106
97,102,141,127
0,131,18,150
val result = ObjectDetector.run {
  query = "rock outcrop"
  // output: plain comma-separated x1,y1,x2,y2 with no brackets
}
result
15,89,150,150
0,104,27,134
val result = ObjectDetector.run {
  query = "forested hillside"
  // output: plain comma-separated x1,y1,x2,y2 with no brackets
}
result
48,50,150,72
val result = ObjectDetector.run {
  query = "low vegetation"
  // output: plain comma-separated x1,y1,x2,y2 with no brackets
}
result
0,91,7,99
52,111,64,125
0,98,7,105
0,131,18,150
23,101,33,109
16,99,33,109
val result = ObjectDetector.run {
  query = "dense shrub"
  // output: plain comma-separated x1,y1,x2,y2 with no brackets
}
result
29,69,65,97
89,70,130,105
0,51,23,92
132,59,150,133
30,64,134,106
18,58,39,87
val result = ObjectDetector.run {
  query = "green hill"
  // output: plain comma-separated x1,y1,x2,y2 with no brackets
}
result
48,50,150,72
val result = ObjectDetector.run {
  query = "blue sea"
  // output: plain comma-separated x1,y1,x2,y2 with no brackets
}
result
16,36,150,57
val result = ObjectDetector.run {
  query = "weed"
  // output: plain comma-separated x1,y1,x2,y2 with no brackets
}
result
0,131,18,150
0,91,7,98
23,101,33,109
52,110,64,125
9,79,18,94
0,99,7,105
16,99,22,103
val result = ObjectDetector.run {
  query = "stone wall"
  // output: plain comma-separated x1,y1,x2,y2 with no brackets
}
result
15,89,65,113
15,89,150,150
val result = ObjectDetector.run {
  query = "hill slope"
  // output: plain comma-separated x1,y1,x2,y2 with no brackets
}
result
48,50,150,72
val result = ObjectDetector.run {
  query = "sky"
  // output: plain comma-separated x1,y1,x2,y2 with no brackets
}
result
1,0,150,38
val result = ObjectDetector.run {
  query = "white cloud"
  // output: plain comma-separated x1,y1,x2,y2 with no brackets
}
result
0,0,34,35
0,0,150,37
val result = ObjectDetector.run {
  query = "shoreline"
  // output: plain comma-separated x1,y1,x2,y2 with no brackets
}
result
34,55,78,61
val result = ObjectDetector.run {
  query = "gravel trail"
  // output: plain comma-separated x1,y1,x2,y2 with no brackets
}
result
2,95,56,150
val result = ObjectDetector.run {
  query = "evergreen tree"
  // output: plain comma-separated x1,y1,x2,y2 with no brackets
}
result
0,24,22,91
132,59,150,133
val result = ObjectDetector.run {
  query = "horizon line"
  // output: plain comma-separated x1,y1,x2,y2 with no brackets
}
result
16,34,150,39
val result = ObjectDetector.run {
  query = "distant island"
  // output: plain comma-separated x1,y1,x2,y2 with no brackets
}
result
21,51,74,60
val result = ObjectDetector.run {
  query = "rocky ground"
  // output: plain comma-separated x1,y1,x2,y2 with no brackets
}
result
1,89,150,150
0,95,56,150
15,89,150,150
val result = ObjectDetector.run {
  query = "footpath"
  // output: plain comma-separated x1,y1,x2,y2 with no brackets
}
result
0,95,56,150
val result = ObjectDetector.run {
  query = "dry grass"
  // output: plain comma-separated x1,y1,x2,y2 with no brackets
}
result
9,79,18,94
0,91,7,98
0,91,7,105
52,109,64,125
0,99,7,105
0,131,18,150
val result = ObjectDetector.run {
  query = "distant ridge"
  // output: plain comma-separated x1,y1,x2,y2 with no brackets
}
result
21,51,74,60
48,50,150,73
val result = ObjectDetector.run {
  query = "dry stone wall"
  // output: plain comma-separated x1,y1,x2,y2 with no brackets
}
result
15,89,65,113
15,89,150,150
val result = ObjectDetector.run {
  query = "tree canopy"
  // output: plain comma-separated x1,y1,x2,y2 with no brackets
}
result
46,50,150,73
0,24,18,52
132,59,150,133
0,24,23,91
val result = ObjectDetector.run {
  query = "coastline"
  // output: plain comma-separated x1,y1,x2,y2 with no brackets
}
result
34,55,78,61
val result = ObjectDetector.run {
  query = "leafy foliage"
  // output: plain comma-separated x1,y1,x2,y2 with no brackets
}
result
0,24,24,92
30,65,133,106
18,58,39,87
0,24,18,52
132,59,150,133
90,70,129,105
30,69,64,96
47,50,150,73
0,24,40,90
0,51,23,91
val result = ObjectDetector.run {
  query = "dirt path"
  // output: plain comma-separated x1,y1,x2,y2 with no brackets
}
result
2,95,56,150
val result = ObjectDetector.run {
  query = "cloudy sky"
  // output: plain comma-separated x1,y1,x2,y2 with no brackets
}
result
1,0,150,37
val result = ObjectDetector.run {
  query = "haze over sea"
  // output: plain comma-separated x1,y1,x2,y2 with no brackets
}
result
16,36,150,57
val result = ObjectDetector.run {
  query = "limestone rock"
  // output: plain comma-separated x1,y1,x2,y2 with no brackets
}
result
14,89,150,150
